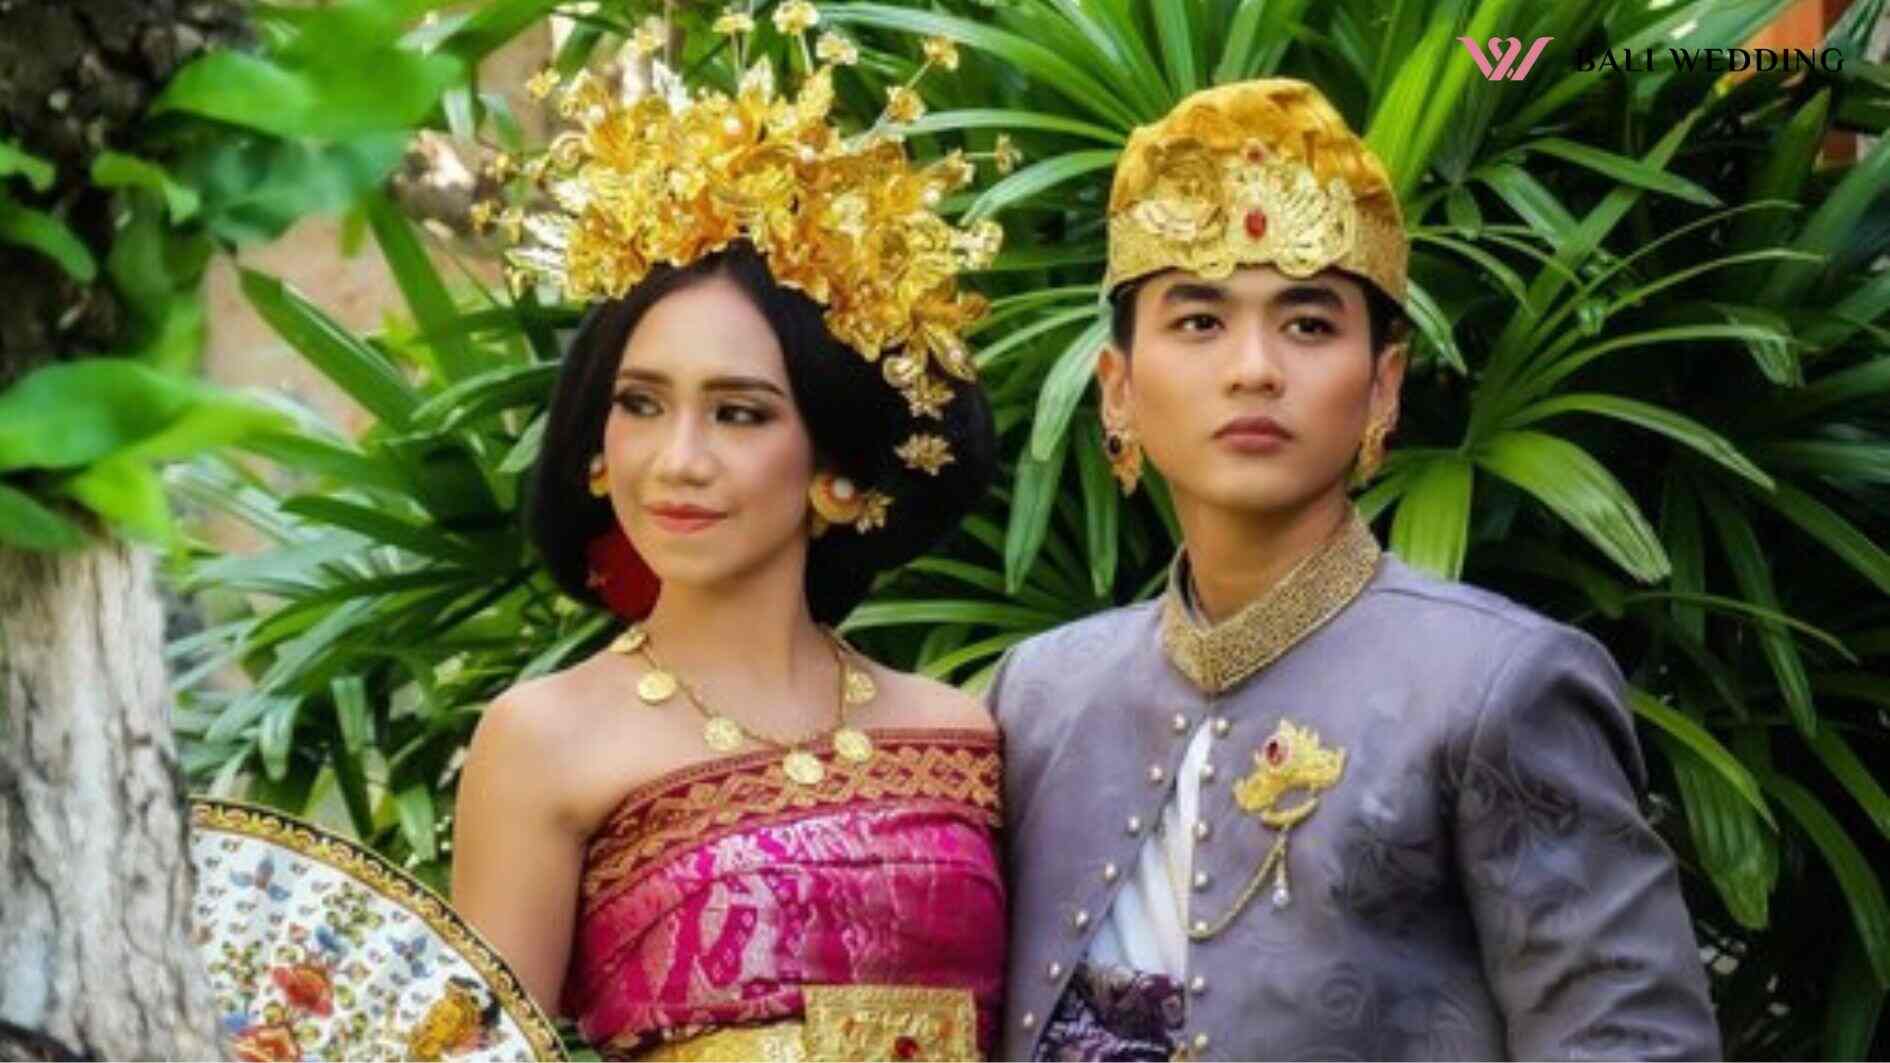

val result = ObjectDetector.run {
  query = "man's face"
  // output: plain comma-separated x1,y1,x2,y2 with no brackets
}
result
1096,265,1404,516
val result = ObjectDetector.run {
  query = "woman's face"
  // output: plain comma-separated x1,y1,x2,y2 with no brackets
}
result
599,274,817,591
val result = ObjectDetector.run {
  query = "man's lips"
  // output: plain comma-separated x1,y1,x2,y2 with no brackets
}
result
1214,415,1294,442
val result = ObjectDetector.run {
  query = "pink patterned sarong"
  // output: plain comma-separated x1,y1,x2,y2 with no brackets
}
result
563,729,1005,1058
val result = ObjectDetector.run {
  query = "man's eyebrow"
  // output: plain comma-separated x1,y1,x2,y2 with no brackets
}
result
1271,284,1346,311
1158,282,1230,305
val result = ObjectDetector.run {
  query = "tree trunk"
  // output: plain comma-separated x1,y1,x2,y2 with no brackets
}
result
0,538,218,1060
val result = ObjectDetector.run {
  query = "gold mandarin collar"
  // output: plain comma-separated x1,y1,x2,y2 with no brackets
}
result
1160,508,1382,694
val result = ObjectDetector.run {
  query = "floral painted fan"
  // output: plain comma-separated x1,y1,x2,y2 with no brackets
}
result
189,799,565,1062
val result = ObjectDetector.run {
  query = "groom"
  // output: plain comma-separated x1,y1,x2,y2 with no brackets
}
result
987,79,1719,1060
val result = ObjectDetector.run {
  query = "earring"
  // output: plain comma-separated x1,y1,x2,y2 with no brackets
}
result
808,472,893,536
587,454,609,498
1351,417,1391,488
1103,423,1142,496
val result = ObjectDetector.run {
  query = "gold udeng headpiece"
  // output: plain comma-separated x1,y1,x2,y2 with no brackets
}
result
499,6,1005,495
1105,78,1407,304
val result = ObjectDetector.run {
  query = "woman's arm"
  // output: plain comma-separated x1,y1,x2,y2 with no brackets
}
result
451,690,588,1014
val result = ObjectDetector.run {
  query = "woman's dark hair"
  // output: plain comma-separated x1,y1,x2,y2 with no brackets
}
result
1107,270,1411,355
529,240,997,626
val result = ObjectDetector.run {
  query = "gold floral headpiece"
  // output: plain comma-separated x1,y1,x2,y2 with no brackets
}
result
498,4,1008,505
1105,78,1407,304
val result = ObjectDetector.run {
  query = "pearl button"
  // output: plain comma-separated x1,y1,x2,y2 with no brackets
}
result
1193,820,1211,841
1073,909,1091,930
1047,961,1063,980
1193,1032,1210,1051
1200,762,1217,783
1102,862,1120,882
1171,712,1189,734
1192,918,1209,936
1190,975,1207,994
1147,764,1166,784
1212,717,1231,736
1126,815,1142,835
1020,1012,1036,1030
1193,870,1210,890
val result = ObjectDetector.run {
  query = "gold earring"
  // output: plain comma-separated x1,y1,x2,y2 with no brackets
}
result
1351,417,1390,488
588,454,609,498
808,472,892,536
1103,423,1142,496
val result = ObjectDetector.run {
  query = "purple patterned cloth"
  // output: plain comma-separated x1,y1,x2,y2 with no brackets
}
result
1034,962,1184,1062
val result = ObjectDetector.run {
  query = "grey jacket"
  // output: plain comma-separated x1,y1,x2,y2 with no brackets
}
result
990,554,1719,1061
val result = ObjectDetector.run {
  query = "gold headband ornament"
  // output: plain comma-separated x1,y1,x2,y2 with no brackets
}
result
1105,78,1408,305
493,3,1008,500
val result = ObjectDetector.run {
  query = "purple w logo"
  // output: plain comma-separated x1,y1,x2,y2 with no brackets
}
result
1458,36,1554,80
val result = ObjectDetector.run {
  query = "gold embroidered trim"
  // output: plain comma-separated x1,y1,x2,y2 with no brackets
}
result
581,732,1001,912
631,985,977,1062
1159,508,1380,693
189,798,567,1062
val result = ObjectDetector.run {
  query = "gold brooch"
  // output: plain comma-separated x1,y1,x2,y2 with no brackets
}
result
1189,719,1345,939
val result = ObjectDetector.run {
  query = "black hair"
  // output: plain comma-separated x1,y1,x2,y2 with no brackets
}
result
528,240,997,625
1107,270,1411,356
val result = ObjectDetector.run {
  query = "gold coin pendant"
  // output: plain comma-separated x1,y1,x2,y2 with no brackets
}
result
702,716,745,752
833,727,874,763
610,626,648,656
637,669,678,704
843,668,877,706
783,749,826,786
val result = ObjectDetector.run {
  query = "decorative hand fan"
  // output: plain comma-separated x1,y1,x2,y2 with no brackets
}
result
189,799,565,1062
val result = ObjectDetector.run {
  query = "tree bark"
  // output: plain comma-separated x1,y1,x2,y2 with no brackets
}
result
0,537,219,1060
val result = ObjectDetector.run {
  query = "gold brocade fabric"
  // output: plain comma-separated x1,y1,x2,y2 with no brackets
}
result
634,986,979,1061
1104,79,1408,303
1159,508,1382,694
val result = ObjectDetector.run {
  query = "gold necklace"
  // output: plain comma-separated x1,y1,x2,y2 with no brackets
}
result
608,624,879,785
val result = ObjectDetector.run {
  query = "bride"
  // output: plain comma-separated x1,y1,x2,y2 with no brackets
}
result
451,27,1010,1060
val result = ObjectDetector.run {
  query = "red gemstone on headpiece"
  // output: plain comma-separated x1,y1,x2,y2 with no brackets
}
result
893,1036,921,1059
1245,144,1266,163
1264,736,1287,766
1245,209,1268,239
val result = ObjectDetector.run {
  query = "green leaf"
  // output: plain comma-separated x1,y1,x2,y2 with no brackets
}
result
409,363,558,429
1824,935,1888,1061
825,4,1140,128
156,45,462,140
56,458,171,544
1701,485,1816,738
1151,0,1199,96
901,108,1126,145
839,599,1063,633
1513,138,1720,207
1073,417,1119,599
0,198,96,282
0,359,204,472
1745,479,1890,598
964,149,1118,222
1809,727,1890,845
1507,393,1772,489
393,783,438,862
332,675,374,755
0,483,86,551
1661,730,1775,929
1629,688,1773,827
257,696,302,782
1762,135,1890,305
1474,431,1669,583
363,192,482,384
1005,422,1073,595
1765,773,1890,986
0,139,55,191
1028,319,1106,461
239,268,419,428
90,151,200,222
1389,455,1473,580
279,496,489,567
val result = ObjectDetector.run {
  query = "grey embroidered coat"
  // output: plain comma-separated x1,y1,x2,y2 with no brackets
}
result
989,549,1720,1061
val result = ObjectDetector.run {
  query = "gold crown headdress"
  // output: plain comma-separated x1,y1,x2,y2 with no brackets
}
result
1105,79,1407,304
496,4,1009,506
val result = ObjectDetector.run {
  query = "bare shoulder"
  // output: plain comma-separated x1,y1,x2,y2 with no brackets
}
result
857,661,997,735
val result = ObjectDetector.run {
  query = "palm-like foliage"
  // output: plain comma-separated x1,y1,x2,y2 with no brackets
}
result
168,0,1890,1055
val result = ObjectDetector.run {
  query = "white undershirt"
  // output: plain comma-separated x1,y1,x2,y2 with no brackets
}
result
1083,720,1213,979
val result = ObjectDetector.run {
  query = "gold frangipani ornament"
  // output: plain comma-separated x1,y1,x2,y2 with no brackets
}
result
501,5,1009,529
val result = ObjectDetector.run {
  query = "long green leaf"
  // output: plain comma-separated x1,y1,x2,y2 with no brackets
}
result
1028,319,1106,460
239,269,419,427
1700,484,1815,738
1765,773,1890,985
1629,688,1773,826
965,149,1118,222
0,483,85,551
364,193,482,383
903,108,1125,145
1388,455,1473,580
1474,431,1669,583
1514,138,1720,207
1508,393,1772,488
0,199,97,282
1006,424,1073,595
